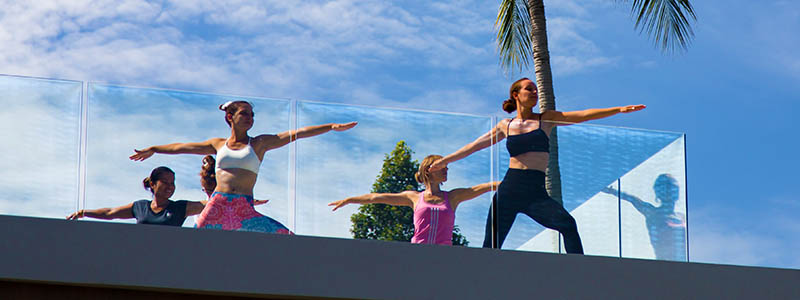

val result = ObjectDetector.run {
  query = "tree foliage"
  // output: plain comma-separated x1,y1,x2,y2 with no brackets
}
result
496,0,698,73
350,141,468,246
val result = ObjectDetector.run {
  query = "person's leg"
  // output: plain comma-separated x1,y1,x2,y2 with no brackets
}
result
482,190,520,248
241,215,293,234
521,197,584,254
482,193,497,248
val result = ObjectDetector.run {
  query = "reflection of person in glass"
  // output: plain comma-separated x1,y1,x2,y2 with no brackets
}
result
130,100,356,233
603,174,686,260
430,78,645,253
66,166,205,226
328,155,499,245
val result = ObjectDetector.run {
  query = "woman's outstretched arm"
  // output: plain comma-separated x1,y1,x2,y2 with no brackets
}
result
185,201,206,216
262,122,357,151
449,181,500,207
66,203,135,220
129,138,223,161
543,105,645,125
430,121,507,170
328,191,415,211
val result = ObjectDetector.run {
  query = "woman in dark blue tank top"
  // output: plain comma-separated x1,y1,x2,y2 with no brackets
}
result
431,77,645,253
66,165,207,226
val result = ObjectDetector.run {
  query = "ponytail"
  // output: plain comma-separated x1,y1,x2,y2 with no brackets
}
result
142,177,152,191
200,155,217,193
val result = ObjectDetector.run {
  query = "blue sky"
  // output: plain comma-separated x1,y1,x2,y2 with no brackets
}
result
1,0,798,269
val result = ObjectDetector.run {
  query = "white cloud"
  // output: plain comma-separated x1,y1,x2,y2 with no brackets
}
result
546,16,617,75
0,0,623,118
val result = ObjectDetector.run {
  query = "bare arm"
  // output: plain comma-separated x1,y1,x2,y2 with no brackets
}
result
262,122,357,151
543,105,645,125
185,201,206,216
328,191,415,211
129,138,222,161
430,121,507,170
449,181,500,207
66,203,134,220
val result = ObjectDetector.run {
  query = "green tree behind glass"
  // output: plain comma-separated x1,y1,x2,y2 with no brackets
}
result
350,141,468,246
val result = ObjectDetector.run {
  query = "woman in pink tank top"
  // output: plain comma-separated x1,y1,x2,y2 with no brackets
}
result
329,154,499,245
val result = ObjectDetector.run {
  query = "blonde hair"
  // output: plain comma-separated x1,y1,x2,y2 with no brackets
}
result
415,154,443,185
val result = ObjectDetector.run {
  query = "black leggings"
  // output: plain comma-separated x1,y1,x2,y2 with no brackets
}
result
483,169,584,254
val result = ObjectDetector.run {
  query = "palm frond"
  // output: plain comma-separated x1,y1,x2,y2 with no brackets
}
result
624,0,697,53
496,0,532,72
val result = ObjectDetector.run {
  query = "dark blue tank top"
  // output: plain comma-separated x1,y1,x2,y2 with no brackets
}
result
505,115,550,157
131,199,188,226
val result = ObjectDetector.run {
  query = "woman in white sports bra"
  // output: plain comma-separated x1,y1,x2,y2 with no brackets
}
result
130,100,357,233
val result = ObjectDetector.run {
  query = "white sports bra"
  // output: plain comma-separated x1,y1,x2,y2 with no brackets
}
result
215,137,262,174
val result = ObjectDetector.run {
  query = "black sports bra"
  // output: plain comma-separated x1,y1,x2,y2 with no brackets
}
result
505,115,550,157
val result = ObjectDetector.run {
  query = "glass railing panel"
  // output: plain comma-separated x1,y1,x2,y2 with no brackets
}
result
0,75,82,219
504,120,684,258
619,134,687,261
295,100,493,247
85,83,291,228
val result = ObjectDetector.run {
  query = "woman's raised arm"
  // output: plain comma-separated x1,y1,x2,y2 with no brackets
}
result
328,191,415,211
66,203,135,220
130,138,223,161
261,122,357,151
430,121,507,171
543,105,645,125
449,181,500,207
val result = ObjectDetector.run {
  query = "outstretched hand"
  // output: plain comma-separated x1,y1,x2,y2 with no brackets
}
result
129,148,154,161
429,158,447,171
328,199,348,211
620,104,646,113
66,210,84,220
332,122,358,132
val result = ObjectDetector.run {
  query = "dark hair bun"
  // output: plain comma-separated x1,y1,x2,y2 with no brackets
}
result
502,98,517,113
143,177,152,191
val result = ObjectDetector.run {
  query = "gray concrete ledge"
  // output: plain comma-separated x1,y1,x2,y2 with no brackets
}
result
1,214,798,299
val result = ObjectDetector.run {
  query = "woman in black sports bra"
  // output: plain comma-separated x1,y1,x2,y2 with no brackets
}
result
430,77,645,253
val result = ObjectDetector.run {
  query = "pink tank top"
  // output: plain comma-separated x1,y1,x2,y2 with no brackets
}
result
411,191,455,245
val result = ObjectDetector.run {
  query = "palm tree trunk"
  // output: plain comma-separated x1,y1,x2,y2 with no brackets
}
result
527,0,563,205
